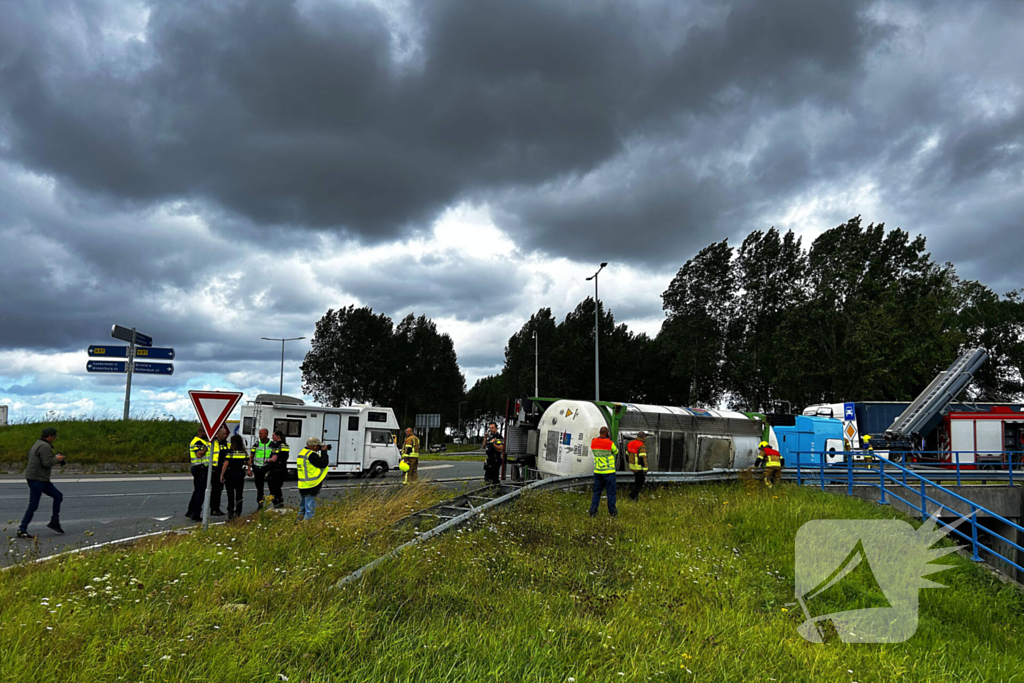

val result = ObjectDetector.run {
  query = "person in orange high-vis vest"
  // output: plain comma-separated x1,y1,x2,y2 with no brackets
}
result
626,431,649,501
589,426,619,517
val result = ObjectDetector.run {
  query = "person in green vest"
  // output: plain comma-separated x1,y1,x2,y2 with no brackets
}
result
296,437,329,520
249,428,274,509
589,426,619,517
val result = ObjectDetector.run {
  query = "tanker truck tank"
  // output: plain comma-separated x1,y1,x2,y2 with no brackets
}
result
534,400,766,478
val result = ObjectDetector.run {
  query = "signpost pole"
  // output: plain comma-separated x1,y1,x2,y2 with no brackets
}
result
123,328,136,421
202,444,214,531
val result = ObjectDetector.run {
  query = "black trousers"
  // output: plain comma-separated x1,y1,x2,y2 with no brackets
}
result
187,465,207,518
253,466,268,507
630,470,647,500
266,468,286,508
210,471,224,512
483,454,502,484
224,467,246,517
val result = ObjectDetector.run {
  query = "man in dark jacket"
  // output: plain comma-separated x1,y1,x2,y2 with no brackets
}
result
483,422,504,485
17,427,66,539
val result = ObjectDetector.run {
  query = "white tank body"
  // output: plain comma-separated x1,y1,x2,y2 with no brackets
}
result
534,400,766,477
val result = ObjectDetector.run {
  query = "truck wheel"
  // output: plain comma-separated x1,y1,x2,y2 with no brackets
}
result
368,461,388,478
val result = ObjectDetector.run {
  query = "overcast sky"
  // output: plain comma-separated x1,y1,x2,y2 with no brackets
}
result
2,0,1023,421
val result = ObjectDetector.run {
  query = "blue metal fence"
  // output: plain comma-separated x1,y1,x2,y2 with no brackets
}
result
787,451,1024,577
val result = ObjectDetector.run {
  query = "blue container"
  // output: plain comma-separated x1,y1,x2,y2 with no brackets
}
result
775,415,845,465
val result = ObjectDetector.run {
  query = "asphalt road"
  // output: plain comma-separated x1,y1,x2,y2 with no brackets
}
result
1,460,484,567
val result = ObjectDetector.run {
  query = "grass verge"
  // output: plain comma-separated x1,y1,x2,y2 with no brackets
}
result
1,483,1022,681
0,419,197,465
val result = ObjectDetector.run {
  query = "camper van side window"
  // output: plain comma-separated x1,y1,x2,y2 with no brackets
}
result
273,419,303,438
368,412,387,423
242,417,255,435
348,416,359,431
370,430,391,444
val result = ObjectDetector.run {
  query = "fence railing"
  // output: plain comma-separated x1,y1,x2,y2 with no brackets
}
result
787,451,1024,577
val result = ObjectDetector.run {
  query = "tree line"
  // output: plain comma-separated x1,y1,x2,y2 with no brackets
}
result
473,217,1024,417
301,218,1024,437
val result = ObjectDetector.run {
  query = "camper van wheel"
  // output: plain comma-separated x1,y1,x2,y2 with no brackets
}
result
368,461,388,478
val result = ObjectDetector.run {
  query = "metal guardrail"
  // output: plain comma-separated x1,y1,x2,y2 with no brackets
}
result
790,451,1024,576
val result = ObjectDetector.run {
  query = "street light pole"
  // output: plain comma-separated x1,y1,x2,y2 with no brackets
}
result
261,336,306,395
533,330,539,397
586,262,608,401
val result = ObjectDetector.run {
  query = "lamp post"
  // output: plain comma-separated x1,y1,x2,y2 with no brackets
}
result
585,262,608,401
260,336,306,395
533,330,539,397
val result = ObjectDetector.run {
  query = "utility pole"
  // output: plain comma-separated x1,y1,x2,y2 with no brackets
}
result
533,330,539,397
261,336,306,395
586,262,608,401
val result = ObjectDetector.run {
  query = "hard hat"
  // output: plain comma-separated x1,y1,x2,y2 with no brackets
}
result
863,435,872,442
759,441,769,448
399,460,410,472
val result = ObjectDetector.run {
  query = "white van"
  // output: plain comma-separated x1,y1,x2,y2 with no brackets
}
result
239,394,401,477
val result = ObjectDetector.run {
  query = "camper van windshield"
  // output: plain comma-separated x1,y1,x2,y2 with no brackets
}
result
368,412,387,423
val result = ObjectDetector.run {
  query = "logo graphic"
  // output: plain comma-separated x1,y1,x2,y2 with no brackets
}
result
792,513,969,643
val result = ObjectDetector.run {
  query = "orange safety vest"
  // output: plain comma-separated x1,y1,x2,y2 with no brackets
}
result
591,437,619,474
627,439,648,471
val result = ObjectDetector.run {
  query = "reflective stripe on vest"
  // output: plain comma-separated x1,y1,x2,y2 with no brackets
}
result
252,441,273,467
591,437,619,474
403,435,420,457
296,448,328,489
190,437,211,466
627,439,648,471
763,448,781,467
225,445,247,460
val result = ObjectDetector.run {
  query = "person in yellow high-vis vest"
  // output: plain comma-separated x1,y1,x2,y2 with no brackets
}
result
626,431,649,501
758,441,783,487
589,426,619,517
296,437,329,520
401,428,420,484
186,428,221,521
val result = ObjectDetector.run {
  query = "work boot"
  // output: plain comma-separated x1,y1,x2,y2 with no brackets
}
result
47,521,65,534
16,530,36,539
211,509,225,516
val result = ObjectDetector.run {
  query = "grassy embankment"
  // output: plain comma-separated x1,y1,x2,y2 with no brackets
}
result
0,419,197,465
3,481,1023,681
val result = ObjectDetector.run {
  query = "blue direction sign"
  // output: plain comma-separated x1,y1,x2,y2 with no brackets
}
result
135,347,175,360
88,345,129,358
133,361,174,375
134,331,153,348
87,360,128,373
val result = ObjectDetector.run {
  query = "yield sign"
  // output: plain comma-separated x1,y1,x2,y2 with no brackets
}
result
188,390,243,440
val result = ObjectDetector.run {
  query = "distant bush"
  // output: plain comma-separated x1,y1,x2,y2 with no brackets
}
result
0,419,200,464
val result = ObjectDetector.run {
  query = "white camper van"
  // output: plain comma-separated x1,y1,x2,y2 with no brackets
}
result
239,394,401,478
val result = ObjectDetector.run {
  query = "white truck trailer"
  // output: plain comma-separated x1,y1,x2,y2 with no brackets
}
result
239,394,401,478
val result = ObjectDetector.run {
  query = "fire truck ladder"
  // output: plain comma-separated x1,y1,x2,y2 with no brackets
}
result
885,347,988,442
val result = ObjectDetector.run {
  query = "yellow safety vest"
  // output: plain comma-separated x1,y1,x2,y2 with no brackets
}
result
189,437,219,466
627,440,648,471
403,435,420,457
296,448,328,489
251,440,273,467
591,437,619,474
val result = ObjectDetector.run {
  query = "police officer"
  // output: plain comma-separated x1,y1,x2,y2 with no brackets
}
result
626,431,648,501
590,426,619,517
266,430,290,508
401,427,420,484
186,426,214,522
483,422,504,485
220,434,250,520
209,425,228,516
296,437,329,520
250,428,274,509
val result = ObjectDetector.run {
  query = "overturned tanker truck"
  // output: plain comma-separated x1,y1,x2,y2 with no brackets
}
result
504,398,773,479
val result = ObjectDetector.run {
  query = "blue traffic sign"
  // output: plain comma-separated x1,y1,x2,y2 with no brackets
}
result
134,331,153,348
134,361,173,375
88,345,129,358
135,347,174,360
87,360,128,373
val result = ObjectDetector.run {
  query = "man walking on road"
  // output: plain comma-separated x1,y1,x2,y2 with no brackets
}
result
17,427,66,539
483,422,504,485
589,426,619,517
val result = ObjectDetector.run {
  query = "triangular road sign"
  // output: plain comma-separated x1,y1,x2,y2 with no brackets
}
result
188,390,243,440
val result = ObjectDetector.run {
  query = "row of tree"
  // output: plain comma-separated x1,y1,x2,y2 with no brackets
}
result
473,218,1024,416
301,218,1024,434
300,306,466,433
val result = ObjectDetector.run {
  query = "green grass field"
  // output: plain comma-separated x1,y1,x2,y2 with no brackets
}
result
0,419,198,465
2,482,1022,682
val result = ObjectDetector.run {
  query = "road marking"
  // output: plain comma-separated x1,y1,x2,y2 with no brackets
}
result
0,475,191,484
417,464,455,471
